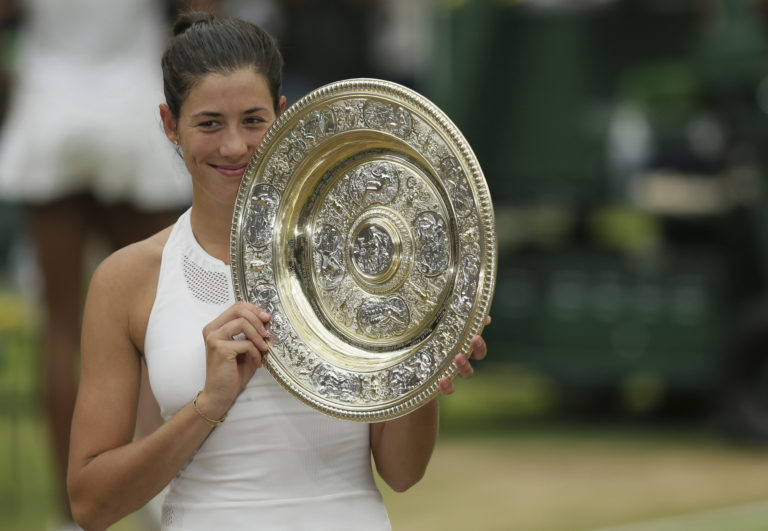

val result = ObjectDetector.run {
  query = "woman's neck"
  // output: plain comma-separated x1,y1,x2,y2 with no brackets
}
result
189,202,234,264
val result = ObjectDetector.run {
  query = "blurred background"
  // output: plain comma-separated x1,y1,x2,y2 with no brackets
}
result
5,0,768,529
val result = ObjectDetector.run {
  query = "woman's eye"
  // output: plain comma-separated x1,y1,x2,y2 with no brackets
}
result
198,120,219,129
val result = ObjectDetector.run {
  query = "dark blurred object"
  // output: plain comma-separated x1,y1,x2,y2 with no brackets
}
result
278,0,378,101
0,0,23,273
0,0,22,124
428,0,768,438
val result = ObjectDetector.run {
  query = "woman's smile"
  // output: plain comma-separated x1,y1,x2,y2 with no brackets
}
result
210,162,249,178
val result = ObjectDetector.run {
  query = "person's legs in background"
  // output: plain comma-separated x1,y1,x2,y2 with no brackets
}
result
28,194,91,525
28,193,181,529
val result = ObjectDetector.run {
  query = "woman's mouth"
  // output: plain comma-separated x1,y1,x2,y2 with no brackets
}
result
211,163,248,177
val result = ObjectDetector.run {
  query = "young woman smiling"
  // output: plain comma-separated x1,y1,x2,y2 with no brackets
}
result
67,11,488,531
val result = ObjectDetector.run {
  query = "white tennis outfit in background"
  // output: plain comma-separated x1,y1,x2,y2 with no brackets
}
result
144,209,392,531
0,0,190,209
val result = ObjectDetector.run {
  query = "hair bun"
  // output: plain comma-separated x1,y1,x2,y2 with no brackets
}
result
172,11,215,37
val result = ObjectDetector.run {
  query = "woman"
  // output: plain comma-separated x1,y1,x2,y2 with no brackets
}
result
67,11,488,531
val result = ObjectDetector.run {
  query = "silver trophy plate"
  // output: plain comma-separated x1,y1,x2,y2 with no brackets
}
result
231,78,496,421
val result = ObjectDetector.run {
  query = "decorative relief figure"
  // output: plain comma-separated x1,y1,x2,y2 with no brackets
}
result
452,255,480,316
312,363,361,402
299,108,336,142
362,100,391,129
414,211,449,276
439,157,473,217
363,99,413,138
389,349,435,396
352,224,394,276
357,296,410,338
360,372,392,402
332,100,364,130
348,162,399,206
245,184,280,248
280,129,309,164
313,224,345,289
390,106,413,138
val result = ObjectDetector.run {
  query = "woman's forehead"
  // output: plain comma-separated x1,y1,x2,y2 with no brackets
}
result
183,68,273,113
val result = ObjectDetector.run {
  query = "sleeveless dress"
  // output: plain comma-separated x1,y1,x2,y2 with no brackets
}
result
144,209,391,531
0,0,191,209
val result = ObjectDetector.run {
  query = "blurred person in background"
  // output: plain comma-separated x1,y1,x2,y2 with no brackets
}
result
0,1,216,529
66,11,488,531
221,0,432,102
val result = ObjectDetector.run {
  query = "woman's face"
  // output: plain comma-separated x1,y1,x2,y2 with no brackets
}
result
161,67,286,208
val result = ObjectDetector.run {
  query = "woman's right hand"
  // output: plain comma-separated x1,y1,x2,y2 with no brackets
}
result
197,301,272,419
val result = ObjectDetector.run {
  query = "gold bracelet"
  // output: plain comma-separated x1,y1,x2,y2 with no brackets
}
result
193,391,227,428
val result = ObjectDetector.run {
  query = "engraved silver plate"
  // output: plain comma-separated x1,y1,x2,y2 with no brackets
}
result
231,78,496,421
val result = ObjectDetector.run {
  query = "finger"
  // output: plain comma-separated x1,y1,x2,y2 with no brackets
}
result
229,337,265,368
223,318,270,353
240,348,263,369
238,320,271,353
485,315,492,325
234,304,271,339
439,376,454,395
206,335,256,366
258,308,272,323
233,348,262,379
469,334,487,361
455,353,474,379
235,338,267,366
205,302,269,338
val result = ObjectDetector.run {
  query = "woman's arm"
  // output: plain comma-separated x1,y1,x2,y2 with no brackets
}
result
67,243,271,530
67,246,217,530
370,333,488,492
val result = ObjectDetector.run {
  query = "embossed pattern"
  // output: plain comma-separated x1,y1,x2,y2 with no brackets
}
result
352,224,394,276
245,184,280,248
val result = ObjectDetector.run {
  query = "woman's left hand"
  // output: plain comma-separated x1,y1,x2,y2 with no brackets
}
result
438,315,491,395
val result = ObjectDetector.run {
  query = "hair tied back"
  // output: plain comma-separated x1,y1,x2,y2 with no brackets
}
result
172,10,215,37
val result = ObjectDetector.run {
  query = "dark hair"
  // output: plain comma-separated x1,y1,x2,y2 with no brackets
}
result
161,11,284,118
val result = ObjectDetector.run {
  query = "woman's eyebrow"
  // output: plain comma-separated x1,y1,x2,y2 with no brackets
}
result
191,107,268,119
191,111,222,119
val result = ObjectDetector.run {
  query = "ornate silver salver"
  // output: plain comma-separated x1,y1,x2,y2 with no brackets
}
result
231,79,496,421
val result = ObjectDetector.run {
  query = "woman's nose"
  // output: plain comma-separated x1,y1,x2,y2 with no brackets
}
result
219,127,248,158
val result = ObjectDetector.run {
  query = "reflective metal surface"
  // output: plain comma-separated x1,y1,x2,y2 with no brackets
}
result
231,78,496,421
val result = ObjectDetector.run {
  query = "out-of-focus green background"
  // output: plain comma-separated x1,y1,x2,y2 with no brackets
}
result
5,0,768,529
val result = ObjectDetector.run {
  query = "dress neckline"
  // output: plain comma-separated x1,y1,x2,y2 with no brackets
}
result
180,208,230,270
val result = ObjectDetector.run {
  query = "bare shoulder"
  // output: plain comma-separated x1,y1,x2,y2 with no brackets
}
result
86,225,175,352
91,227,171,292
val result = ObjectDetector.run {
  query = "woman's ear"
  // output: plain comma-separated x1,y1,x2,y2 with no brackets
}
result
278,96,287,116
159,104,179,145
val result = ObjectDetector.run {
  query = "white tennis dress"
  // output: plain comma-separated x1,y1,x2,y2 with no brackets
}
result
0,0,190,208
144,209,391,531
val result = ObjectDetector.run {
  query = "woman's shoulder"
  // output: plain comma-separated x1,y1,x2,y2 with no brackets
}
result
86,225,176,350
87,225,175,316
93,226,174,288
